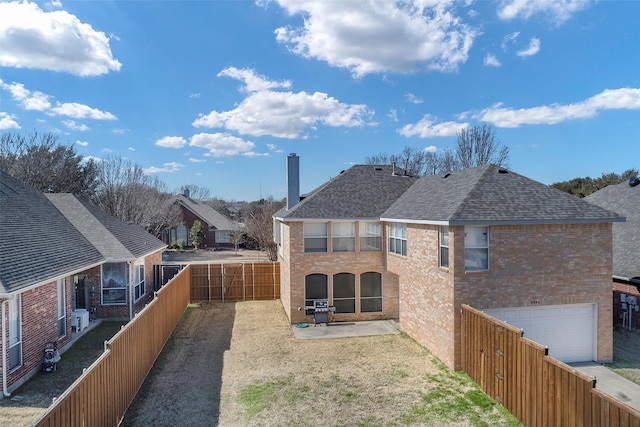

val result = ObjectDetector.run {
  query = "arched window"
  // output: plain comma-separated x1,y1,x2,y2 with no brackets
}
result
360,272,382,313
305,274,328,315
333,273,355,313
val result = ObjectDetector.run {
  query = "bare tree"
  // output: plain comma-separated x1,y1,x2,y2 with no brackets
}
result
92,156,182,237
0,131,98,196
180,184,211,201
228,226,245,254
365,146,428,176
455,124,509,170
244,201,285,261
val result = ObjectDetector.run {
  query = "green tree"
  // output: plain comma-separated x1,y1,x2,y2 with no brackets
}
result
190,220,205,250
551,169,639,198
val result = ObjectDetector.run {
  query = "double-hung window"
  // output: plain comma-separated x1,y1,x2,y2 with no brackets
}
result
102,262,128,304
304,223,328,253
359,222,382,251
57,279,66,338
134,261,145,302
389,223,407,256
464,226,489,271
439,226,449,269
332,222,355,252
9,295,22,371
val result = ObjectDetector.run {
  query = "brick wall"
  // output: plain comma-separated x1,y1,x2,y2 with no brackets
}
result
282,221,399,325
1,278,73,393
389,222,614,371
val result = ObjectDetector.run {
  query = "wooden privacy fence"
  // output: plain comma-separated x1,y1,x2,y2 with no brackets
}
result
32,265,192,427
461,304,640,427
190,262,280,302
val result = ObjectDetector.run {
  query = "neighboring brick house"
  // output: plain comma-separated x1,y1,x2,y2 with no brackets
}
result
163,190,238,249
0,171,105,395
46,194,167,320
274,156,622,371
586,178,640,329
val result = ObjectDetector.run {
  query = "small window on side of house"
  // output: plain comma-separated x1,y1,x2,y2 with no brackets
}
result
464,226,489,271
389,223,407,256
439,226,449,269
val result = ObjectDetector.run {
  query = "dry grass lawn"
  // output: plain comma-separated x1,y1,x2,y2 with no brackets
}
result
609,327,640,385
121,301,520,427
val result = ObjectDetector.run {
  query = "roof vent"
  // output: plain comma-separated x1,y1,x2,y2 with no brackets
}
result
374,167,383,171
630,177,640,187
443,173,451,178
498,169,508,174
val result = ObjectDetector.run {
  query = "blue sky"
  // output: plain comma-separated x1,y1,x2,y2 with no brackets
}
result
1,1,639,201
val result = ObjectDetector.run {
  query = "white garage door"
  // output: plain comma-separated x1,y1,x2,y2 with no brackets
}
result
483,304,595,363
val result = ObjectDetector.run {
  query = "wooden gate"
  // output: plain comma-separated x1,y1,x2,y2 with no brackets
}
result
189,262,280,302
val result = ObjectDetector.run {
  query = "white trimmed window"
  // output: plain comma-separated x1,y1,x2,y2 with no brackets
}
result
360,272,383,313
102,262,128,305
9,295,22,371
134,261,145,302
216,230,230,244
58,279,66,338
304,223,328,253
305,274,328,315
359,222,382,251
333,273,355,313
389,223,407,256
439,226,449,269
332,222,355,252
464,226,489,271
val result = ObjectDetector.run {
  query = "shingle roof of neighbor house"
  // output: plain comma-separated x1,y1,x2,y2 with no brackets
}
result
278,165,419,220
586,180,639,281
383,164,624,225
175,194,237,230
46,194,167,261
0,171,105,294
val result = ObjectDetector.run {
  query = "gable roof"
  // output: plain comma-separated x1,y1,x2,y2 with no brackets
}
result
0,171,105,294
585,180,638,282
46,194,167,261
175,194,237,230
382,164,624,225
277,165,419,220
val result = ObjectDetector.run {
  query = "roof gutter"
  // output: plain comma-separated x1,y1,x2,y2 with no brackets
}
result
380,218,625,226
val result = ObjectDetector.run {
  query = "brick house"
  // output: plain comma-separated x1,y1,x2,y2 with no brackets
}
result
274,156,622,370
0,171,105,395
46,194,166,320
163,189,239,249
586,178,640,329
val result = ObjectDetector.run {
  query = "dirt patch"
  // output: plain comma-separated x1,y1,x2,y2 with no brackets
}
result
121,301,519,426
608,326,640,385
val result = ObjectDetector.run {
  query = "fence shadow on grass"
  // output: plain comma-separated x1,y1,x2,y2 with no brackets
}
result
120,302,236,426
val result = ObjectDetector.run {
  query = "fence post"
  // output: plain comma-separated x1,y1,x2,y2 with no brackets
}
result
272,262,276,299
208,263,211,303
222,264,225,303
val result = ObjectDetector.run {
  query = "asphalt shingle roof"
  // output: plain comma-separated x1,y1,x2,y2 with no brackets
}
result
586,180,639,281
176,195,237,230
278,165,419,220
46,194,167,260
383,164,623,225
0,171,105,294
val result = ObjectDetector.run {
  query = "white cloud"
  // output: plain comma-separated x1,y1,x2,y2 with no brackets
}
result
388,109,399,122
405,93,423,104
50,102,116,120
424,145,437,153
474,87,640,128
75,140,89,147
0,80,51,111
193,84,372,139
112,128,129,135
82,155,101,163
144,162,184,174
497,0,590,24
273,0,477,77
266,143,277,150
0,1,121,76
0,112,20,129
243,151,270,158
128,147,135,151
501,31,520,50
155,136,187,148
63,120,89,131
189,132,256,157
517,37,540,57
188,157,206,163
483,53,501,67
398,114,468,138
190,93,200,99
218,67,291,93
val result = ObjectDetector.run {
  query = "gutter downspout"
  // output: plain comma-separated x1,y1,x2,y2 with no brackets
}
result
2,300,11,397
129,261,134,321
